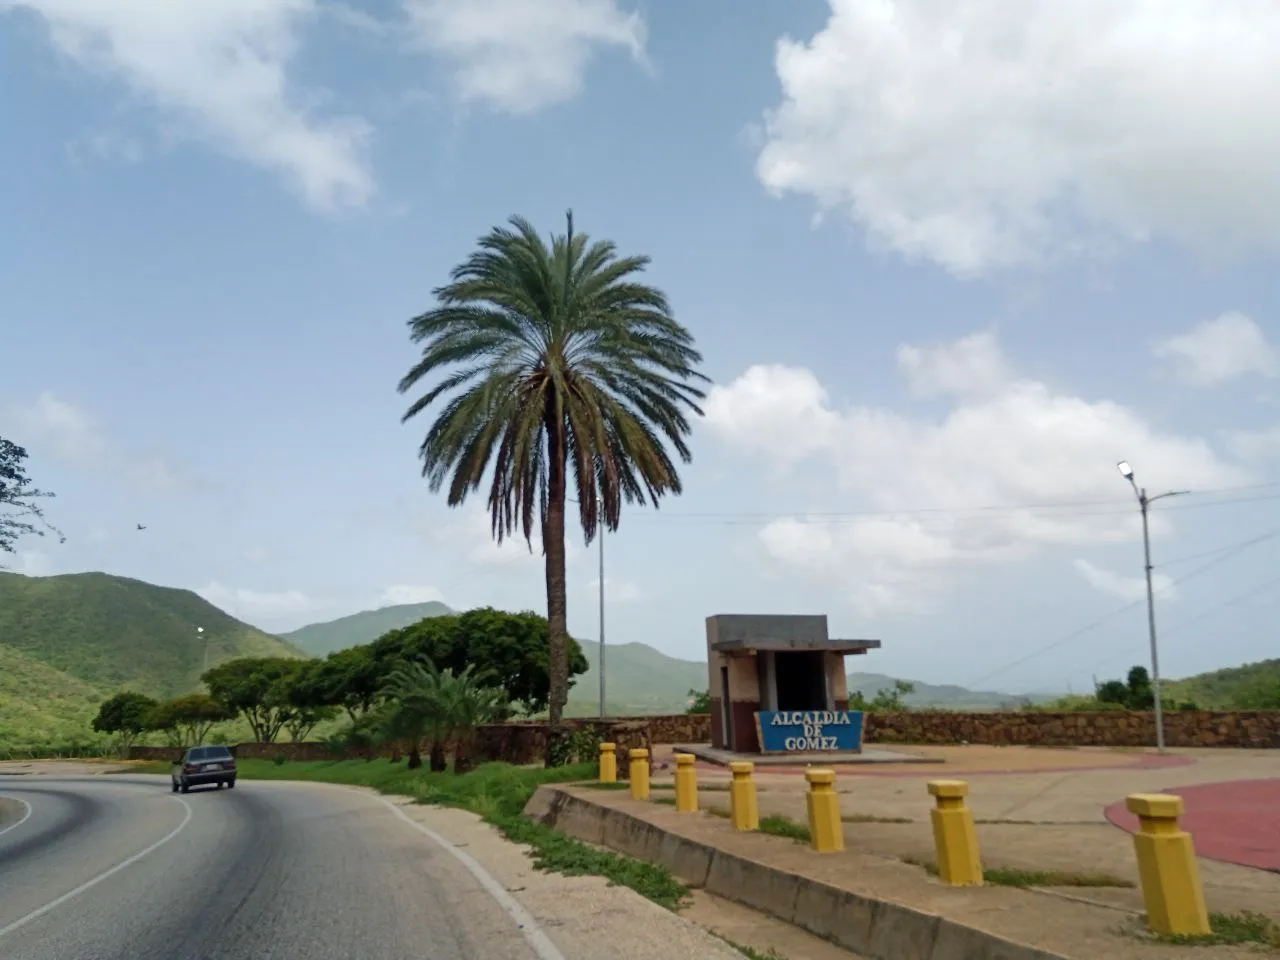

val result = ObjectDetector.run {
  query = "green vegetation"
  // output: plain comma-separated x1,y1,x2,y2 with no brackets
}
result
280,600,453,656
1164,659,1280,710
0,570,306,699
721,942,786,960
1153,911,1280,948
1040,665,1200,713
0,643,106,752
396,212,707,751
130,757,691,909
758,815,812,843
1,436,62,558
902,857,1133,888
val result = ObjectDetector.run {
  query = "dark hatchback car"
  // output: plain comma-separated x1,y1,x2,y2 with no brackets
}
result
172,745,237,793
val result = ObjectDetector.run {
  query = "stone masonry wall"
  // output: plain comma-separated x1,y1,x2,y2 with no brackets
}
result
125,709,1278,763
865,710,1280,749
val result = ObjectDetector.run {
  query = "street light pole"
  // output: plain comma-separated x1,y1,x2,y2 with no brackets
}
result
1116,461,1187,754
597,493,606,719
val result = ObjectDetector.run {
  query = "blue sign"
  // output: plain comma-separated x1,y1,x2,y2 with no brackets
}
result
754,710,865,754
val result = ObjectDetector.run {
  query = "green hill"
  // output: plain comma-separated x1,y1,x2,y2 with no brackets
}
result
280,601,453,656
567,639,707,715
0,571,308,751
846,672,1054,710
1164,658,1280,709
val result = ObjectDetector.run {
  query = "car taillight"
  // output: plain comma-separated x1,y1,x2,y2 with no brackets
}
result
184,764,199,773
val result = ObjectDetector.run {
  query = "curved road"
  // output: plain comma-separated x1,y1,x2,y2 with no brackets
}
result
0,776,554,960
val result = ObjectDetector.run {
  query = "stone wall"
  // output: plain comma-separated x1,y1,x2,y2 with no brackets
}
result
865,710,1280,749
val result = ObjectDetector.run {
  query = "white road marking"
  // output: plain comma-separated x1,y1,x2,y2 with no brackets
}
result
378,796,567,960
0,797,33,839
0,796,193,941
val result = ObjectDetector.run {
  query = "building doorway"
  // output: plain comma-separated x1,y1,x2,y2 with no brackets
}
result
774,650,829,712
720,664,732,750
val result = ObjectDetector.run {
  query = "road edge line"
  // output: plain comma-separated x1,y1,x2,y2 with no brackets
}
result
0,797,33,839
377,796,567,960
0,797,193,941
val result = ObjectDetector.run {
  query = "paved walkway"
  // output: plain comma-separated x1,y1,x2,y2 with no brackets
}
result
1106,778,1280,872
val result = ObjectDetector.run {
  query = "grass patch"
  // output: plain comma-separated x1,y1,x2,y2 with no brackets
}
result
719,939,787,960
758,814,811,844
1154,911,1280,948
901,857,1132,888
579,781,630,791
127,757,690,910
843,812,913,824
653,796,676,806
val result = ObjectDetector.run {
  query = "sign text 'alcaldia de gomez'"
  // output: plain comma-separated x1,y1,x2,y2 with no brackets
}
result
754,710,865,753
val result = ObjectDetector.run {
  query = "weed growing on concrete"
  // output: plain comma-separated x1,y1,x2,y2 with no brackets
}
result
1153,911,1280,948
901,858,1133,888
579,781,629,791
719,938,787,960
842,812,913,824
758,815,811,843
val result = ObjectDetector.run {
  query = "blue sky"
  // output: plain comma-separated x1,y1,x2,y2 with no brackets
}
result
3,0,1279,696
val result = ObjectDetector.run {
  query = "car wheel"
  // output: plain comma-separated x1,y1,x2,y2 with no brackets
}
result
215,781,223,789
171,779,178,793
227,779,236,789
180,780,190,794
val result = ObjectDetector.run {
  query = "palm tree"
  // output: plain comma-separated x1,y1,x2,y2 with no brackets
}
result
378,659,450,770
440,665,509,774
399,212,707,758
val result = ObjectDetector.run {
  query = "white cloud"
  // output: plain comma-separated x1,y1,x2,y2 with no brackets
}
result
705,332,1249,612
1153,312,1279,387
0,392,184,494
5,0,374,211
0,550,55,576
403,0,646,114
896,330,1011,398
1225,424,1280,462
588,576,641,602
376,584,445,607
756,1,1280,276
1073,559,1174,603
197,580,320,628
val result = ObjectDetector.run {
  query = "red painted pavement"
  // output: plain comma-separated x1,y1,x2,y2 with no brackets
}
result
1105,778,1280,872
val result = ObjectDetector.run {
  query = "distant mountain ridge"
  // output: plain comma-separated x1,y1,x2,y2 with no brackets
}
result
0,571,307,751
279,600,454,655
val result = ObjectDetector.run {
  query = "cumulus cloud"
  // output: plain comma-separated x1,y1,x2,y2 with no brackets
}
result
0,392,184,494
756,1,1280,276
403,0,646,114
1153,312,1279,387
4,0,374,211
376,584,446,607
419,504,583,569
1073,559,1174,603
197,580,321,629
896,330,1011,398
705,332,1248,612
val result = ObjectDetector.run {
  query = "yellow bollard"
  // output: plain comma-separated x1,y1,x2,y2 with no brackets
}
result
729,761,759,831
805,768,844,853
598,742,617,783
629,748,650,801
927,780,984,887
674,753,699,812
1126,794,1211,936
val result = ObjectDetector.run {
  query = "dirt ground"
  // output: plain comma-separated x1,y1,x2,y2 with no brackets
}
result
647,744,1280,923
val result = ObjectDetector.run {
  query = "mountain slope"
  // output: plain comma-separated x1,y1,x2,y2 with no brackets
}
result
1165,658,1280,709
0,644,105,751
281,601,453,656
568,639,707,715
0,571,307,700
846,672,1054,709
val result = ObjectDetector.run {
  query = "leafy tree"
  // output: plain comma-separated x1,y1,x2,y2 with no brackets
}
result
1095,680,1131,706
0,437,64,561
309,646,383,723
202,657,302,743
439,664,508,774
686,689,711,714
397,213,706,760
1235,678,1280,710
849,680,915,712
91,691,158,751
371,608,586,714
148,694,233,747
1125,666,1155,709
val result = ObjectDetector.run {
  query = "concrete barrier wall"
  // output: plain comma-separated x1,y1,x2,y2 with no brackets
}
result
523,786,1067,960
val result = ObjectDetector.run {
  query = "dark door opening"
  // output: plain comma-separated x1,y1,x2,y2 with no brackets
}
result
774,651,828,712
720,665,732,750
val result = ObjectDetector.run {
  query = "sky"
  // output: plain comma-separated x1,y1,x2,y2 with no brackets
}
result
2,0,1279,697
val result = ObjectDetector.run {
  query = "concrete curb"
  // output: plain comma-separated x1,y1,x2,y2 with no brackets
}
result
524,786,1068,960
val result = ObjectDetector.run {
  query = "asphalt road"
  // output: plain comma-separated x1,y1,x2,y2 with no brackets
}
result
0,775,556,960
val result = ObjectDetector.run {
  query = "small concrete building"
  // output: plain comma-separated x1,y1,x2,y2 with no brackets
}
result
706,614,881,753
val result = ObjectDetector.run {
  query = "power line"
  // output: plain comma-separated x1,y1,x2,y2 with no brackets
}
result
960,527,1280,690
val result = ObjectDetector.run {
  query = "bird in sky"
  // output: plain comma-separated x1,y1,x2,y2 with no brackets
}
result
136,523,146,531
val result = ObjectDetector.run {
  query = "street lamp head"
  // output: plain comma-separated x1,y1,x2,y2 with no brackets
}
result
1116,460,1134,481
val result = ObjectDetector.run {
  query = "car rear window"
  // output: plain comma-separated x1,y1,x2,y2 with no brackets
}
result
189,746,233,761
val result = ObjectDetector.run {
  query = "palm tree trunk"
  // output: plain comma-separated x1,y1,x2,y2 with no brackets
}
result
407,743,422,769
429,740,447,772
544,391,570,765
